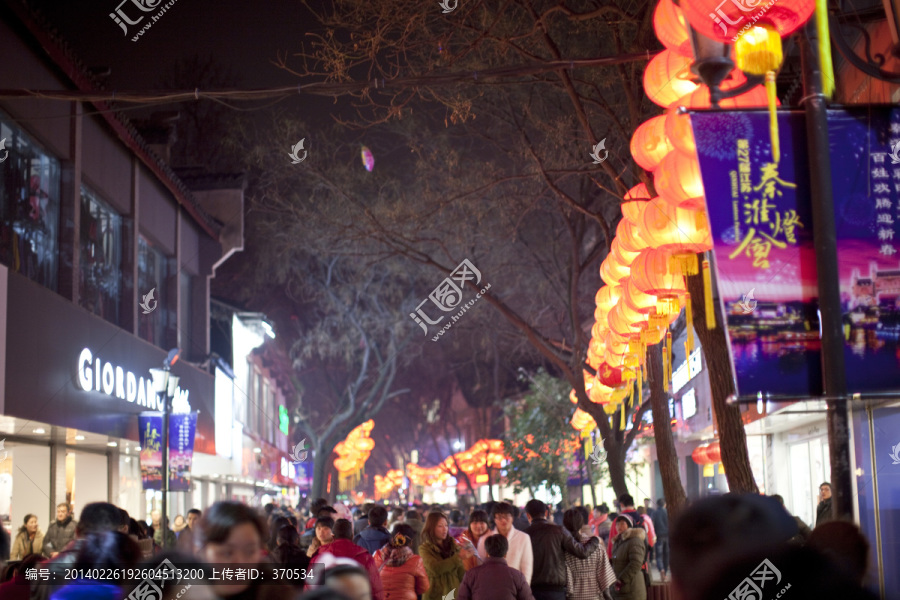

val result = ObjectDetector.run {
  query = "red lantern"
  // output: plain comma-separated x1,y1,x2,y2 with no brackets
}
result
597,361,625,388
680,0,815,44
664,105,695,155
631,116,674,171
641,198,713,254
705,441,721,463
654,149,706,211
654,0,692,57
643,50,700,108
692,445,711,465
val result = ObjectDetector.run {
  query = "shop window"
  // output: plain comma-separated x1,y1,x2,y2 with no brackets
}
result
80,186,122,324
0,117,60,291
138,236,168,347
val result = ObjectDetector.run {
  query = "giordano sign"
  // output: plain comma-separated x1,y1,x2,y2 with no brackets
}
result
76,347,191,412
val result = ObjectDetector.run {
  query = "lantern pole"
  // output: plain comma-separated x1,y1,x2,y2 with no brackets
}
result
798,19,853,522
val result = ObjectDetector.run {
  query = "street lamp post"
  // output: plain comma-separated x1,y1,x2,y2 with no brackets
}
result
149,348,181,549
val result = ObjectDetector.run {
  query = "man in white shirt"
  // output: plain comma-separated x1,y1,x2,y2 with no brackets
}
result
477,502,534,584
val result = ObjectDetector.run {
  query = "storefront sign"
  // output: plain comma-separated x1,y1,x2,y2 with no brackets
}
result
76,347,190,411
3,272,215,453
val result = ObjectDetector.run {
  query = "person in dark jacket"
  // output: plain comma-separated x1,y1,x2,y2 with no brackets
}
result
815,482,833,527
609,515,647,600
523,499,599,600
353,505,392,555
771,494,811,546
459,534,535,600
42,504,77,559
650,500,669,581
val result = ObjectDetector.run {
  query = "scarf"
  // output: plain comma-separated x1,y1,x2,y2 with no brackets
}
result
379,545,413,568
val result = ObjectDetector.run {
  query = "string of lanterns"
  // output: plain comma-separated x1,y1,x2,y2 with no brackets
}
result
333,419,376,492
570,0,815,447
376,439,506,490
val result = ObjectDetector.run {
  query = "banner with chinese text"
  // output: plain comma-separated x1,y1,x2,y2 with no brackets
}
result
828,108,900,394
692,111,823,399
138,412,197,491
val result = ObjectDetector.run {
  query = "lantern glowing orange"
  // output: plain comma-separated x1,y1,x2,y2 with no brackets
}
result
622,277,658,315
612,237,641,267
705,441,721,463
665,106,695,155
622,185,652,226
654,149,706,210
643,50,700,108
615,219,649,254
630,247,687,321
653,0,692,57
607,299,647,337
631,116,674,171
597,361,625,388
600,252,631,287
641,198,713,254
691,445,711,465
680,0,815,44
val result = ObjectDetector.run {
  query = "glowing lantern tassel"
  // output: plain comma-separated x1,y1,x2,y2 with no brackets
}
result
637,358,643,411
734,24,783,164
361,146,375,171
702,258,716,329
685,292,695,355
583,430,593,458
664,330,672,392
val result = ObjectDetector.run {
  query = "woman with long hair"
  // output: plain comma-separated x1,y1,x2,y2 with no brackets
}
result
374,524,429,600
11,514,43,560
563,508,616,600
419,512,467,600
455,510,489,571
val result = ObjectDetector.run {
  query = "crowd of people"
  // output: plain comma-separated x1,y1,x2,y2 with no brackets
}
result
0,485,880,600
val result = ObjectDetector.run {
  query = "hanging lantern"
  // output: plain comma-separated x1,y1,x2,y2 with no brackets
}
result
705,441,722,463
691,444,712,465
597,361,625,388
622,184,652,226
353,437,376,452
615,218,650,254
607,300,648,337
664,106,696,155
680,0,815,44
631,116,675,171
600,252,631,287
643,50,700,108
654,0,692,57
630,247,687,321
654,149,706,211
612,238,641,267
622,277,658,315
641,198,713,255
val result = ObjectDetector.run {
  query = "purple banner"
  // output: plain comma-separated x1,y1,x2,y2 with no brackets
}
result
692,111,822,399
138,412,197,491
828,108,900,394
139,413,163,490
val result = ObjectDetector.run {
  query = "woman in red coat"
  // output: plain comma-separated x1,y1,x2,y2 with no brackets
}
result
374,525,430,600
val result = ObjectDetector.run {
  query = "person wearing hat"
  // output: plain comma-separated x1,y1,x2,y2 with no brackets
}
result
610,514,647,600
456,510,489,571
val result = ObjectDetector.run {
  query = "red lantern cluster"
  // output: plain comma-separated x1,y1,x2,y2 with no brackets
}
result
692,441,721,465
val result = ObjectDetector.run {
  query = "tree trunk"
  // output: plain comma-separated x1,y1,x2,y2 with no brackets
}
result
646,343,687,520
310,442,330,501
687,267,759,494
603,433,629,500
582,439,598,507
